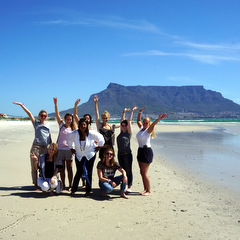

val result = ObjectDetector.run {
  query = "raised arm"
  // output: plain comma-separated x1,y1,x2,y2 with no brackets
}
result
147,113,167,134
53,97,62,125
120,108,130,122
94,95,101,131
137,106,146,129
12,102,35,123
127,106,137,134
74,98,81,124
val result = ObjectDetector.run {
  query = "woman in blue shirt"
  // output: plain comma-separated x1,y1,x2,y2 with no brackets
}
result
13,102,51,190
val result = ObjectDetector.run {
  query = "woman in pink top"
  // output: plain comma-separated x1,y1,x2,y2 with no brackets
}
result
54,97,77,191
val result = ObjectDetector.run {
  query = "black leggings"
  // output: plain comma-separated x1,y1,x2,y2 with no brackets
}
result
118,152,133,186
71,155,96,193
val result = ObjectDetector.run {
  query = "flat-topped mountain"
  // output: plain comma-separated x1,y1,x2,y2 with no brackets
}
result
50,83,240,119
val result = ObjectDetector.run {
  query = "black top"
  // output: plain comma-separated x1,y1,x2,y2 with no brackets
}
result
99,127,114,145
44,161,55,178
117,131,131,154
97,161,121,180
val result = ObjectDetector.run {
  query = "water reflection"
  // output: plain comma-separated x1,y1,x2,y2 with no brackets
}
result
152,129,240,193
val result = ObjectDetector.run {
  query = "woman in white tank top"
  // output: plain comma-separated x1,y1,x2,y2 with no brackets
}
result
136,106,166,196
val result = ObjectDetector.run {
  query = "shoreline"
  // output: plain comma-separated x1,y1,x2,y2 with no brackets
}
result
152,122,240,195
1,120,240,239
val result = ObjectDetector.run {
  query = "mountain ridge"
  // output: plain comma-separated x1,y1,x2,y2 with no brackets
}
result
49,83,240,119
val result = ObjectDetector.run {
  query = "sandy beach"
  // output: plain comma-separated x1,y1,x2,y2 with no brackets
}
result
0,120,240,240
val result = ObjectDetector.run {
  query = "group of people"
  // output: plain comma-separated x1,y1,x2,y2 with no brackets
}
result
13,97,166,198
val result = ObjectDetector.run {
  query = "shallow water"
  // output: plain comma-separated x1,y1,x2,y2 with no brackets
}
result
152,123,240,193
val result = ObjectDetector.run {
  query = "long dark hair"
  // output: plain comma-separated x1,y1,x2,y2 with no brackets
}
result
83,113,93,124
78,118,89,140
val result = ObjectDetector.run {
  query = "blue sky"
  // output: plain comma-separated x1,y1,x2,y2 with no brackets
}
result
1,0,240,116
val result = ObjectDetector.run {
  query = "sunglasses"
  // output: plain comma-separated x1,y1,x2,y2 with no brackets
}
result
121,124,127,127
41,114,47,118
105,152,113,156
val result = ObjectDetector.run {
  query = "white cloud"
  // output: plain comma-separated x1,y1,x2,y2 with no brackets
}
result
36,17,166,35
123,50,240,64
36,16,240,64
186,53,240,64
35,19,90,26
177,41,240,51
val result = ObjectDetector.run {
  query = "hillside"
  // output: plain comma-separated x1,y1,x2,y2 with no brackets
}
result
50,83,240,119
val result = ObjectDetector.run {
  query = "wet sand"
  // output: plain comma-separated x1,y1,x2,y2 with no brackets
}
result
152,123,240,193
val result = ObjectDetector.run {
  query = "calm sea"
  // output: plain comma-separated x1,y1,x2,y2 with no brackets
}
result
2,117,240,123
150,119,240,194
108,118,240,124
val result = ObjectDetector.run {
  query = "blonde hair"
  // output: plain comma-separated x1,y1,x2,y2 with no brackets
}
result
101,110,110,119
143,117,155,138
47,143,58,165
102,147,115,167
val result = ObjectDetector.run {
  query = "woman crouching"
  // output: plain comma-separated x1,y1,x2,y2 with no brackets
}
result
97,148,128,199
31,143,62,195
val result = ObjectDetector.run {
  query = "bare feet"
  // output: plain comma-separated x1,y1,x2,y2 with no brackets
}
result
68,187,72,192
82,179,86,188
139,190,146,195
141,191,151,196
120,192,129,199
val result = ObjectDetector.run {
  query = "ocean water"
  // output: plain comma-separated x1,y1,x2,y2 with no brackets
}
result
108,118,240,124
151,120,240,193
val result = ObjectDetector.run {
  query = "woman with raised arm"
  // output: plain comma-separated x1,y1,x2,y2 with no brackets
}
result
74,98,93,130
94,95,119,160
117,106,137,193
53,97,77,191
97,147,128,199
31,143,62,195
13,102,51,190
68,118,105,197
136,106,167,196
